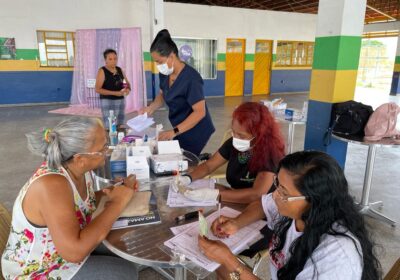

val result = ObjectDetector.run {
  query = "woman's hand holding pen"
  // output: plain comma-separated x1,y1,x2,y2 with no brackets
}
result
211,215,239,238
102,175,138,209
121,174,139,191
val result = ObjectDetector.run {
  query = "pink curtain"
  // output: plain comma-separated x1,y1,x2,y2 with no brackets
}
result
118,28,147,111
71,28,146,112
71,29,96,105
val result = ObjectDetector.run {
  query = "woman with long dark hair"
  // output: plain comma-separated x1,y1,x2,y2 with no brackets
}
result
139,29,215,155
198,151,381,280
174,101,285,204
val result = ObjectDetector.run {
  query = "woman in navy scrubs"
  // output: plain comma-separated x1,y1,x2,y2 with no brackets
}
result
139,29,215,155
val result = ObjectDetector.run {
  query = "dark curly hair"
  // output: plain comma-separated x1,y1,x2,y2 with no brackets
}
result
272,151,381,280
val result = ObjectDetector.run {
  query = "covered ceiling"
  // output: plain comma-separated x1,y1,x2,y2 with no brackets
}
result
165,0,400,23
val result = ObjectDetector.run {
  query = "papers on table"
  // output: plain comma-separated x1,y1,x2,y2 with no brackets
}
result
165,207,267,272
127,113,155,132
167,179,217,207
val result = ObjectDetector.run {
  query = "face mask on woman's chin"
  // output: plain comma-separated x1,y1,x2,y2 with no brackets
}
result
232,137,253,152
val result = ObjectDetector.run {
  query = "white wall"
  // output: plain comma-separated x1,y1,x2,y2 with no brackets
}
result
0,0,151,50
0,0,319,55
164,3,318,53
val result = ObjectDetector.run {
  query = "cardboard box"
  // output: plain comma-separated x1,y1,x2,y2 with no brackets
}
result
110,148,126,178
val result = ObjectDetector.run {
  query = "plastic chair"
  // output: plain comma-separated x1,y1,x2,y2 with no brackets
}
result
384,257,400,280
0,203,12,280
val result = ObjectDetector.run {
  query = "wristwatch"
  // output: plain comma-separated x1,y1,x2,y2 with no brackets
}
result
173,126,180,135
229,264,244,280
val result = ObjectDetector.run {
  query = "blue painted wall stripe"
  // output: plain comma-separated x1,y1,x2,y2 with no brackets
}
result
0,69,312,105
304,100,348,168
390,71,400,95
0,71,72,104
270,70,311,93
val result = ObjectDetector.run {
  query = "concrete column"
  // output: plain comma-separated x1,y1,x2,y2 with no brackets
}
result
304,0,367,168
390,34,400,95
149,0,164,100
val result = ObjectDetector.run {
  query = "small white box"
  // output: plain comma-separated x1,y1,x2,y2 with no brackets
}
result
126,155,150,180
127,146,152,158
150,154,188,174
157,140,182,154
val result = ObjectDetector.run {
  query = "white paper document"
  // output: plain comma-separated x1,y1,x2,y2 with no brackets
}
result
167,179,217,207
164,207,267,272
127,113,155,132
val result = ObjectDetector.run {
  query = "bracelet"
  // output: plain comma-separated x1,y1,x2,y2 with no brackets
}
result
185,174,192,183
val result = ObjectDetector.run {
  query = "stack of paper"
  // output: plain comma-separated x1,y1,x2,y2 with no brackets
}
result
167,179,217,207
127,113,155,132
164,207,267,272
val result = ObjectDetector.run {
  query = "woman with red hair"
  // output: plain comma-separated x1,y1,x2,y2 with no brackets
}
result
174,101,285,204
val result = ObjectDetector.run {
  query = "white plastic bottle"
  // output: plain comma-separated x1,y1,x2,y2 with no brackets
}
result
108,110,118,145
302,101,308,121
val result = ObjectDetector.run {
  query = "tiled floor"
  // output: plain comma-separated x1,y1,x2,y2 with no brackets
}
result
0,92,399,279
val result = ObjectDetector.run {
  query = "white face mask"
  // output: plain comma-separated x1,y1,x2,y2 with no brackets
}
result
232,137,253,152
157,57,174,75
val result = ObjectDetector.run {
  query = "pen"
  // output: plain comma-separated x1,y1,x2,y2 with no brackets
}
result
218,202,221,223
175,210,199,223
114,180,124,186
154,170,178,177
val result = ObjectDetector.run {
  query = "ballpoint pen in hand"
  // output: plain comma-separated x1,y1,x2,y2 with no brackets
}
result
218,202,221,223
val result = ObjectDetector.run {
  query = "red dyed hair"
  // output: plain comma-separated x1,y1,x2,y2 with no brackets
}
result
232,102,285,173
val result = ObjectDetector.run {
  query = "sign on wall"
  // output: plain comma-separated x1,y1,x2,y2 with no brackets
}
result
0,38,16,60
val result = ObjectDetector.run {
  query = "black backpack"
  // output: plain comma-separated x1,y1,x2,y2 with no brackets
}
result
324,101,373,145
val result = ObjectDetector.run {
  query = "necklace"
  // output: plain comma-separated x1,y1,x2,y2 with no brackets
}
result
237,151,251,164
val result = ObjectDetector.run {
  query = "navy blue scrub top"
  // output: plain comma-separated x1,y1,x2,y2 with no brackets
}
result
159,64,215,155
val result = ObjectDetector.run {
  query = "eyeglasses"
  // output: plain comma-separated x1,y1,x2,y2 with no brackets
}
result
273,176,306,203
78,144,109,157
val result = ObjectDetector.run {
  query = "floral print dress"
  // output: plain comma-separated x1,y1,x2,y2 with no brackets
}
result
1,162,97,280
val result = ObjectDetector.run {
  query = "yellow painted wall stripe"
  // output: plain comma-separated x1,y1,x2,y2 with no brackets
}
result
143,61,152,72
244,61,254,70
217,61,226,71
0,60,73,71
1,59,313,73
272,66,312,70
309,69,358,103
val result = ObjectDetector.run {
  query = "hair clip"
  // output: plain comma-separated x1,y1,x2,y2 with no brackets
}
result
43,128,52,143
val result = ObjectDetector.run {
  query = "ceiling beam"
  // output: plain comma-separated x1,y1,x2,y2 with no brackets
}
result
269,0,318,10
367,4,396,20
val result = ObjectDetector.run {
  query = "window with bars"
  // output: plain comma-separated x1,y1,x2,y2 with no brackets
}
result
276,41,314,67
172,37,218,79
37,30,75,67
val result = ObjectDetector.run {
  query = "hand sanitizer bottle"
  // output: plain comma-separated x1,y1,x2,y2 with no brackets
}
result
108,110,118,145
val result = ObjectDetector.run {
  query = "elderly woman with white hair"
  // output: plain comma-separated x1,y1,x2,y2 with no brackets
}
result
1,117,138,280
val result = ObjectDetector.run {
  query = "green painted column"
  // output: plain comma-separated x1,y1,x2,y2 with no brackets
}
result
390,34,400,95
304,0,367,167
